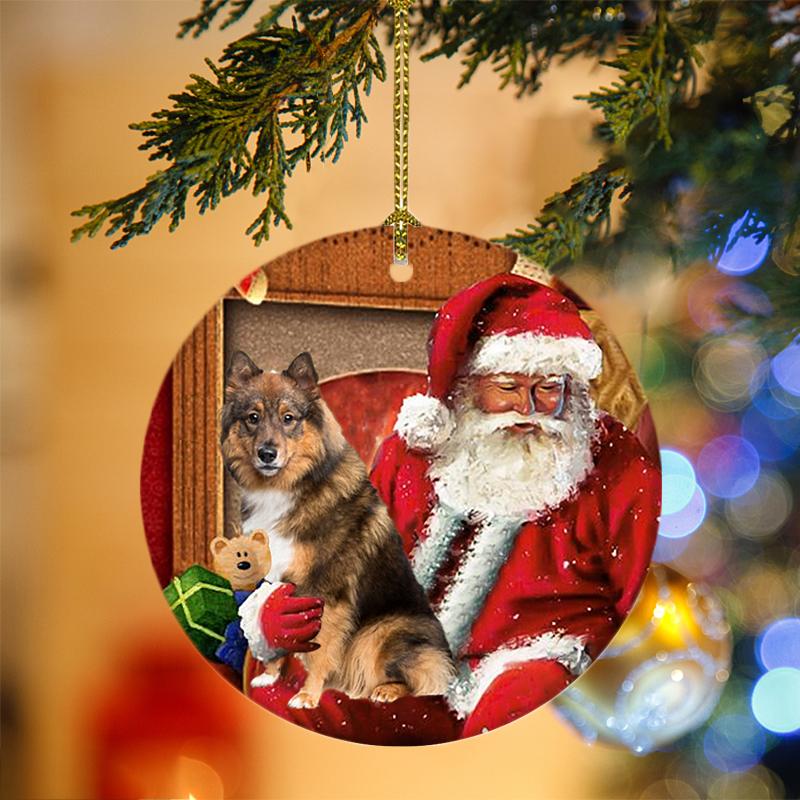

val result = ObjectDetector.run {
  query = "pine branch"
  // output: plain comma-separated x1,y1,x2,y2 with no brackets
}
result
404,0,628,97
178,0,260,38
178,0,276,39
497,164,628,268
499,3,719,271
578,3,717,150
72,1,387,248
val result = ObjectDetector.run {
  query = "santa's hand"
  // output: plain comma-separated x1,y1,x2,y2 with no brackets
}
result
259,583,323,652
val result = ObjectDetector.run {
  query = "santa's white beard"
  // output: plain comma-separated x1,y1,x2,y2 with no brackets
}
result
428,387,599,520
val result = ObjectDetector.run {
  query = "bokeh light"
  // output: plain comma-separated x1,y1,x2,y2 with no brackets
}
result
764,412,800,451
653,532,691,563
741,407,798,462
707,767,784,800
713,213,771,276
670,516,730,580
640,778,700,799
697,436,760,498
687,272,772,334
703,712,766,772
751,668,800,733
659,486,707,539
649,383,720,453
724,471,793,540
772,339,800,397
757,618,800,671
749,362,800,420
694,336,766,411
737,565,797,633
661,449,698,515
751,385,798,421
766,369,800,414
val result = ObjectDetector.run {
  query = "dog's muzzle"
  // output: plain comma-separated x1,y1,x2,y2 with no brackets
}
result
255,444,282,474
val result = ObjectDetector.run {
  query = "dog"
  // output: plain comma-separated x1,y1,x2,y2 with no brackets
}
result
220,350,455,709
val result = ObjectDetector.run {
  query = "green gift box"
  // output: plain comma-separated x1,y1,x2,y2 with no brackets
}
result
164,565,238,659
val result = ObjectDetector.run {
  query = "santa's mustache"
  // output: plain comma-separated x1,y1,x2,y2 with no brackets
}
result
469,410,572,438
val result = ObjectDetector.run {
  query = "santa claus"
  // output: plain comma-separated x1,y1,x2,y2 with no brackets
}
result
241,273,661,743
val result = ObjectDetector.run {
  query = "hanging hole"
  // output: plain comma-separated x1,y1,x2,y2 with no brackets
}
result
390,259,413,283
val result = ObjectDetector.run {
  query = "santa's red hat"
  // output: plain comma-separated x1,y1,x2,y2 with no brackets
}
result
394,273,603,452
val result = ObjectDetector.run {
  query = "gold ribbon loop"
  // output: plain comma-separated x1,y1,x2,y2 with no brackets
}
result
384,0,419,275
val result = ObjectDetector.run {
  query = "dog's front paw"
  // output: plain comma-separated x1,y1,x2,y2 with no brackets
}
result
288,690,321,709
370,683,409,703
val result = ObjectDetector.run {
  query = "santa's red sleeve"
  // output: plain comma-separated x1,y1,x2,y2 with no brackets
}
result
370,433,431,557
601,422,662,619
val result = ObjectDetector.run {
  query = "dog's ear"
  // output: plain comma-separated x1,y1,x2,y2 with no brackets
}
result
285,352,319,392
226,351,262,388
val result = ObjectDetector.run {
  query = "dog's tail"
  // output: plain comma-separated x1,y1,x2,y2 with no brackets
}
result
343,615,456,698
378,615,456,697
400,643,457,696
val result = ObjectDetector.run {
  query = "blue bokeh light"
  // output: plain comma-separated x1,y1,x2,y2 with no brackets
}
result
772,339,800,397
751,668,800,733
741,407,798,462
697,436,761,498
652,531,691,563
660,449,698,515
758,618,800,671
751,385,798,421
703,713,766,772
768,413,800,451
713,212,771,276
659,486,707,539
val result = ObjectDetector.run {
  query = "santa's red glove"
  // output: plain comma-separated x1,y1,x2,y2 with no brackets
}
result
259,583,323,652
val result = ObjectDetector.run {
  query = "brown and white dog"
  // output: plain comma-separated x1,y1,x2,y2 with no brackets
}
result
221,350,454,709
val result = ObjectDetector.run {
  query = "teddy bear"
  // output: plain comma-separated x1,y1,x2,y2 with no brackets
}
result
210,530,271,591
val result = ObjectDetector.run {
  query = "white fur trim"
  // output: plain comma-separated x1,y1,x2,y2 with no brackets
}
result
446,632,591,718
394,393,455,452
468,332,602,383
238,581,285,664
411,503,466,591
436,515,524,655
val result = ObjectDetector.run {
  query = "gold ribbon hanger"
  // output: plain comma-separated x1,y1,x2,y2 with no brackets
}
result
384,0,419,282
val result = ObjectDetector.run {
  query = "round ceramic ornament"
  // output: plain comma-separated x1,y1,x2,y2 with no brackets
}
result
140,229,663,745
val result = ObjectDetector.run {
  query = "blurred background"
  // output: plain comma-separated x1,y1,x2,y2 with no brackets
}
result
1,1,798,798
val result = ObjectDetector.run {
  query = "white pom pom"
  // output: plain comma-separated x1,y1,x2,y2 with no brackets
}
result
394,394,455,453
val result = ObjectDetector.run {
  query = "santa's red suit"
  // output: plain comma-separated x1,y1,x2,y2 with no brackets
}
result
242,274,660,744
